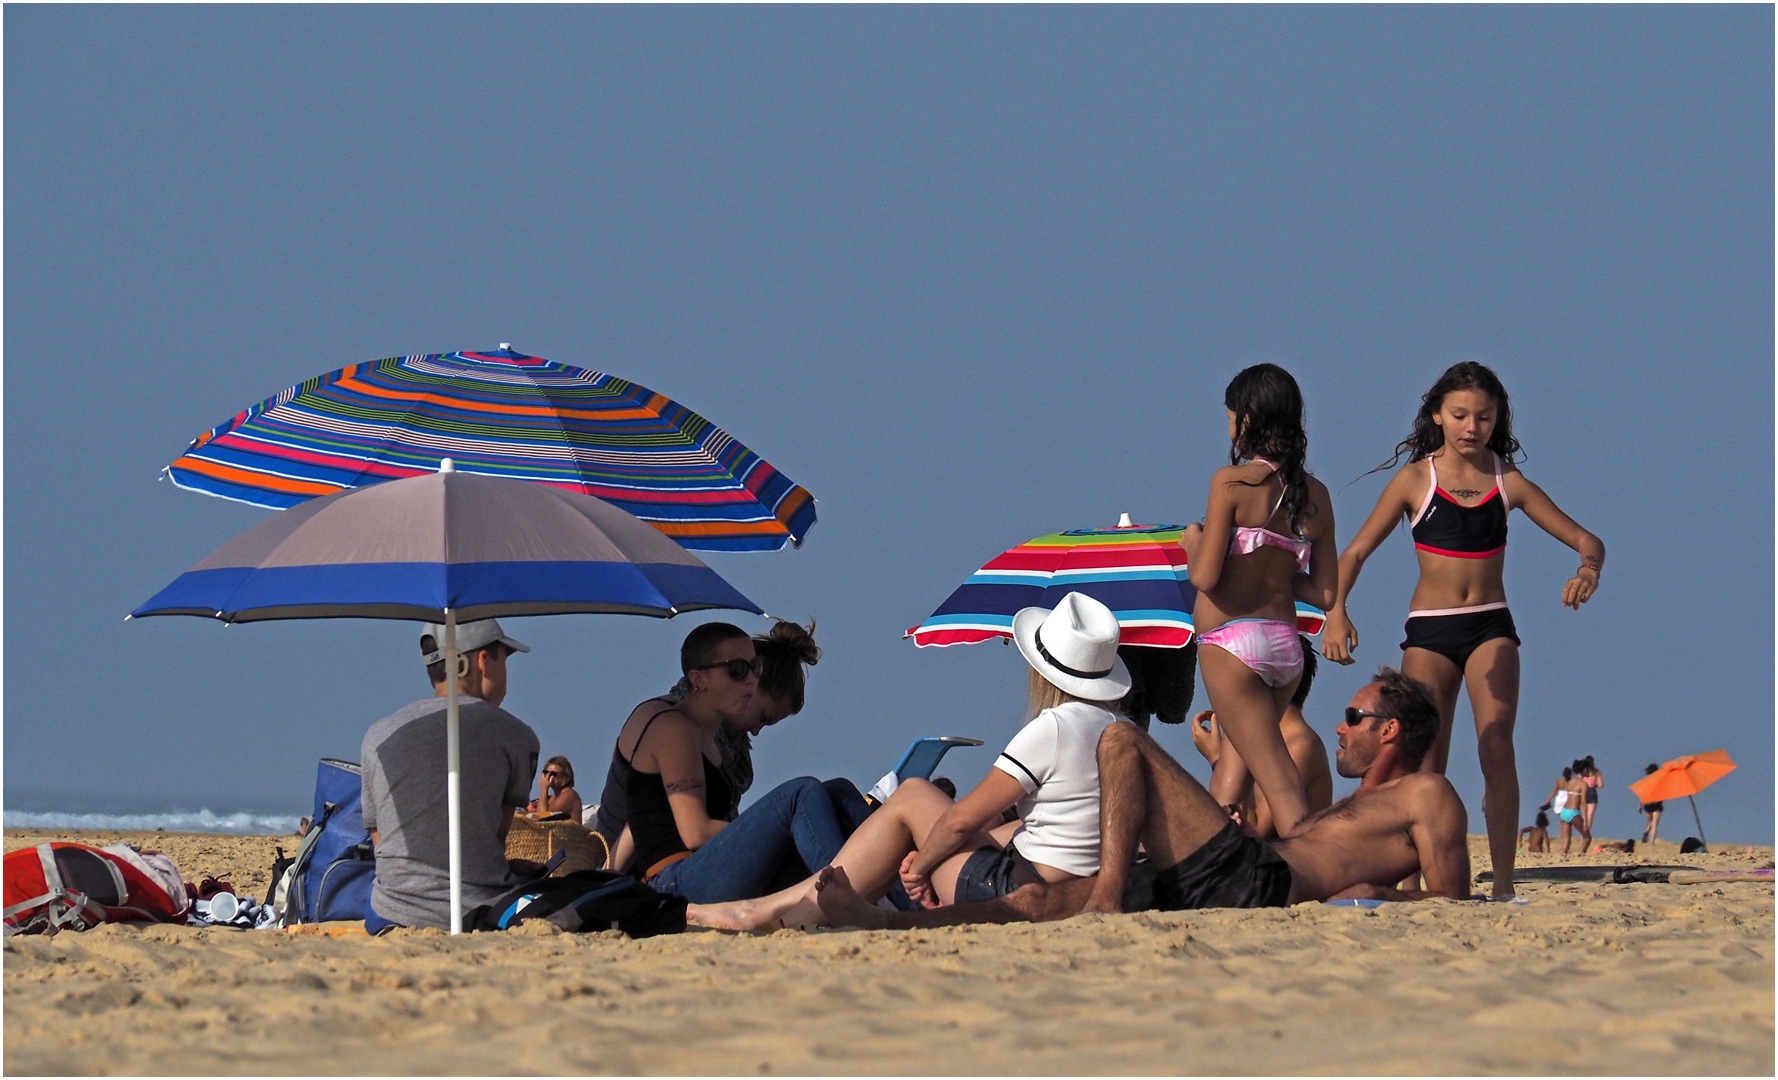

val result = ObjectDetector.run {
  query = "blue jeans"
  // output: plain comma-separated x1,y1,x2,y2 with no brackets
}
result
651,776,849,903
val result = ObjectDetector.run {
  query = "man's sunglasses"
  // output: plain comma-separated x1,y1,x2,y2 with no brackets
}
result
694,656,764,681
1342,708,1394,728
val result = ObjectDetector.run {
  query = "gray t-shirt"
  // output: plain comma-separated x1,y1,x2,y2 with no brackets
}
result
361,696,540,929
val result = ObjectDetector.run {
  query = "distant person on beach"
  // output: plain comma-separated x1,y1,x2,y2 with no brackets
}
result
1518,811,1550,854
1320,361,1605,899
1639,763,1664,842
595,621,866,903
695,667,1469,931
687,593,1133,928
1177,364,1338,839
1540,767,1590,856
594,620,851,876
527,756,583,821
360,619,540,932
1578,756,1602,839
1189,637,1333,838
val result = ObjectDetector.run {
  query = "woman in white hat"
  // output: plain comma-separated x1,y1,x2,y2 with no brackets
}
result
687,592,1133,931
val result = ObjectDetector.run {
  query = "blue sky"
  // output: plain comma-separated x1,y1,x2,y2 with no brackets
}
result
6,6,1772,844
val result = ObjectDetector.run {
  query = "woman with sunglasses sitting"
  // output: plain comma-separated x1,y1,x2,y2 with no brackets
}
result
527,755,584,821
602,622,856,903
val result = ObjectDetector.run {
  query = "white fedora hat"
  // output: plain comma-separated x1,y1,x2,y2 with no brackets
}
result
1012,592,1131,702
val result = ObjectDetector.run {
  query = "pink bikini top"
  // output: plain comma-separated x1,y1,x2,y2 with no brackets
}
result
1228,460,1311,572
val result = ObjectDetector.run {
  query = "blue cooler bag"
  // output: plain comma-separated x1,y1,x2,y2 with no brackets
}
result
286,758,375,924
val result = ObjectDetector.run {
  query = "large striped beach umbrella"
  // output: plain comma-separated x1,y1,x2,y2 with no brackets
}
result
132,462,762,933
164,347,817,552
907,518,1325,649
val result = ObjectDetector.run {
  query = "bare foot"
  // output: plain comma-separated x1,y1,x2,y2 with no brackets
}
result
685,899,762,932
687,880,827,933
815,867,890,930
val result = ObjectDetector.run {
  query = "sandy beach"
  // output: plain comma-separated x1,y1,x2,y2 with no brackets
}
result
4,828,1771,1075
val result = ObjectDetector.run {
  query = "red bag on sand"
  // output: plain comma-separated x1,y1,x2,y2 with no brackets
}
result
3,842,187,934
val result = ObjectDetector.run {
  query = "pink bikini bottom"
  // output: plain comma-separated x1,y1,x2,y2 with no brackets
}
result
1197,618,1305,689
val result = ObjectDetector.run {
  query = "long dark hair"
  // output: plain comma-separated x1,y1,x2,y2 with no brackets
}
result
1374,361,1521,473
1117,643,1197,731
1224,364,1312,533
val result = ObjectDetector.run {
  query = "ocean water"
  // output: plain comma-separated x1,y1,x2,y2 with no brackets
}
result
3,809,302,835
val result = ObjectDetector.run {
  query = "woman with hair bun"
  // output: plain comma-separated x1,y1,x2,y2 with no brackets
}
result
595,619,866,902
1180,363,1338,839
1322,361,1604,898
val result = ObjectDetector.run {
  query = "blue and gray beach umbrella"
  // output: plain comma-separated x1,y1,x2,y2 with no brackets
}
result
133,461,762,932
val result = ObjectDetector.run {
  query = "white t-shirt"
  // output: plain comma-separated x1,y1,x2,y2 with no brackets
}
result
992,701,1126,877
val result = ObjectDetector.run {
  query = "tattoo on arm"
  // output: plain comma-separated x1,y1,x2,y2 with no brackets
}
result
664,779,705,796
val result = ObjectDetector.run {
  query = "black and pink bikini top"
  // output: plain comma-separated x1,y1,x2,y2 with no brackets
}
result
1408,453,1509,560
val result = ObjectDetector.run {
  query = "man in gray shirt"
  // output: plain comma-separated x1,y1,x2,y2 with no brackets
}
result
361,618,541,931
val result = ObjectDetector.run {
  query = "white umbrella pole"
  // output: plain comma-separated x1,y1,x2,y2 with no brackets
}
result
445,609,463,935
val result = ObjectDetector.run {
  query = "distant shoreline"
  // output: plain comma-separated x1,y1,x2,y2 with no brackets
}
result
2,810,302,836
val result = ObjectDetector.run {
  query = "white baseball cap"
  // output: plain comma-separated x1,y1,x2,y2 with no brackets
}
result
420,618,530,666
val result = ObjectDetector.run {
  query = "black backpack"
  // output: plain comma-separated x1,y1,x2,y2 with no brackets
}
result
466,869,686,938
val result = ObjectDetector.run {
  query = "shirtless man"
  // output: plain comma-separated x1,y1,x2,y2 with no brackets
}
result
1190,637,1333,837
799,667,1470,930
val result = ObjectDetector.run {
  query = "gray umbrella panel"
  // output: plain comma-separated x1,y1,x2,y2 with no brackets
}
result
134,470,763,623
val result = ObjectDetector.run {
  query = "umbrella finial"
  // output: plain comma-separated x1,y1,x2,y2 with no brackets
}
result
439,458,456,473
1117,512,1135,528
498,343,511,351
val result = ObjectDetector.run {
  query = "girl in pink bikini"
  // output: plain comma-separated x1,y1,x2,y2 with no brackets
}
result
1321,362,1604,898
1180,364,1338,837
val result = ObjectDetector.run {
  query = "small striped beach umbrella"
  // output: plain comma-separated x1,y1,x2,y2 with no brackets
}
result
907,518,1325,649
164,347,816,552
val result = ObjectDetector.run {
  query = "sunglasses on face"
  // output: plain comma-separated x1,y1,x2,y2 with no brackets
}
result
1343,708,1393,728
694,656,763,681
543,770,564,778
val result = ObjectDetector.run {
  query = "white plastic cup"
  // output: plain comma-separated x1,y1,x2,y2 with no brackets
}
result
208,892,239,923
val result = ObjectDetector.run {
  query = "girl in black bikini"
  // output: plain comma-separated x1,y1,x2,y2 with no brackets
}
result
1321,362,1604,899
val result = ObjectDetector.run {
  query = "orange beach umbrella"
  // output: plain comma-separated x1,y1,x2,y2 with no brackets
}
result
1629,750,1735,850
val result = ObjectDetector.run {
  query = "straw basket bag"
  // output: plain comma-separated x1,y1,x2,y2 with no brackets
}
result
504,816,610,874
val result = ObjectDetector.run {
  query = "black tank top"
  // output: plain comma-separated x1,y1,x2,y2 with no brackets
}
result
1409,453,1509,559
624,712,734,875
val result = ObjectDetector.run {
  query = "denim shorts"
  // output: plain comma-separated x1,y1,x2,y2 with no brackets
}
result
952,843,1040,904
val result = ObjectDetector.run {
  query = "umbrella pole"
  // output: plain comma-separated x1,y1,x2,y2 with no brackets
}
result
445,610,463,935
1688,794,1708,853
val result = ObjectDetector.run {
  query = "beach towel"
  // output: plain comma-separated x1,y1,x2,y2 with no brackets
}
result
3,843,187,935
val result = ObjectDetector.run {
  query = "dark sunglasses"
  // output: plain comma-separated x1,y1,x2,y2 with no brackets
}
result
694,656,763,681
542,769,565,778
1342,708,1393,728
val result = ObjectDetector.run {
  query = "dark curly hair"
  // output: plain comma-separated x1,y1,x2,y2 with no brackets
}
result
1370,666,1440,769
1224,364,1313,534
754,619,821,715
1118,643,1197,731
1372,361,1521,475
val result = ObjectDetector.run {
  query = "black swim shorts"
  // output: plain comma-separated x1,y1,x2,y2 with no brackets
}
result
952,843,1041,904
1133,820,1293,911
1400,607,1520,670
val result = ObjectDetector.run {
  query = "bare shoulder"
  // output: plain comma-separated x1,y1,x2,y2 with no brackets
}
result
1211,462,1264,486
1395,458,1433,492
623,700,692,750
1399,771,1466,815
